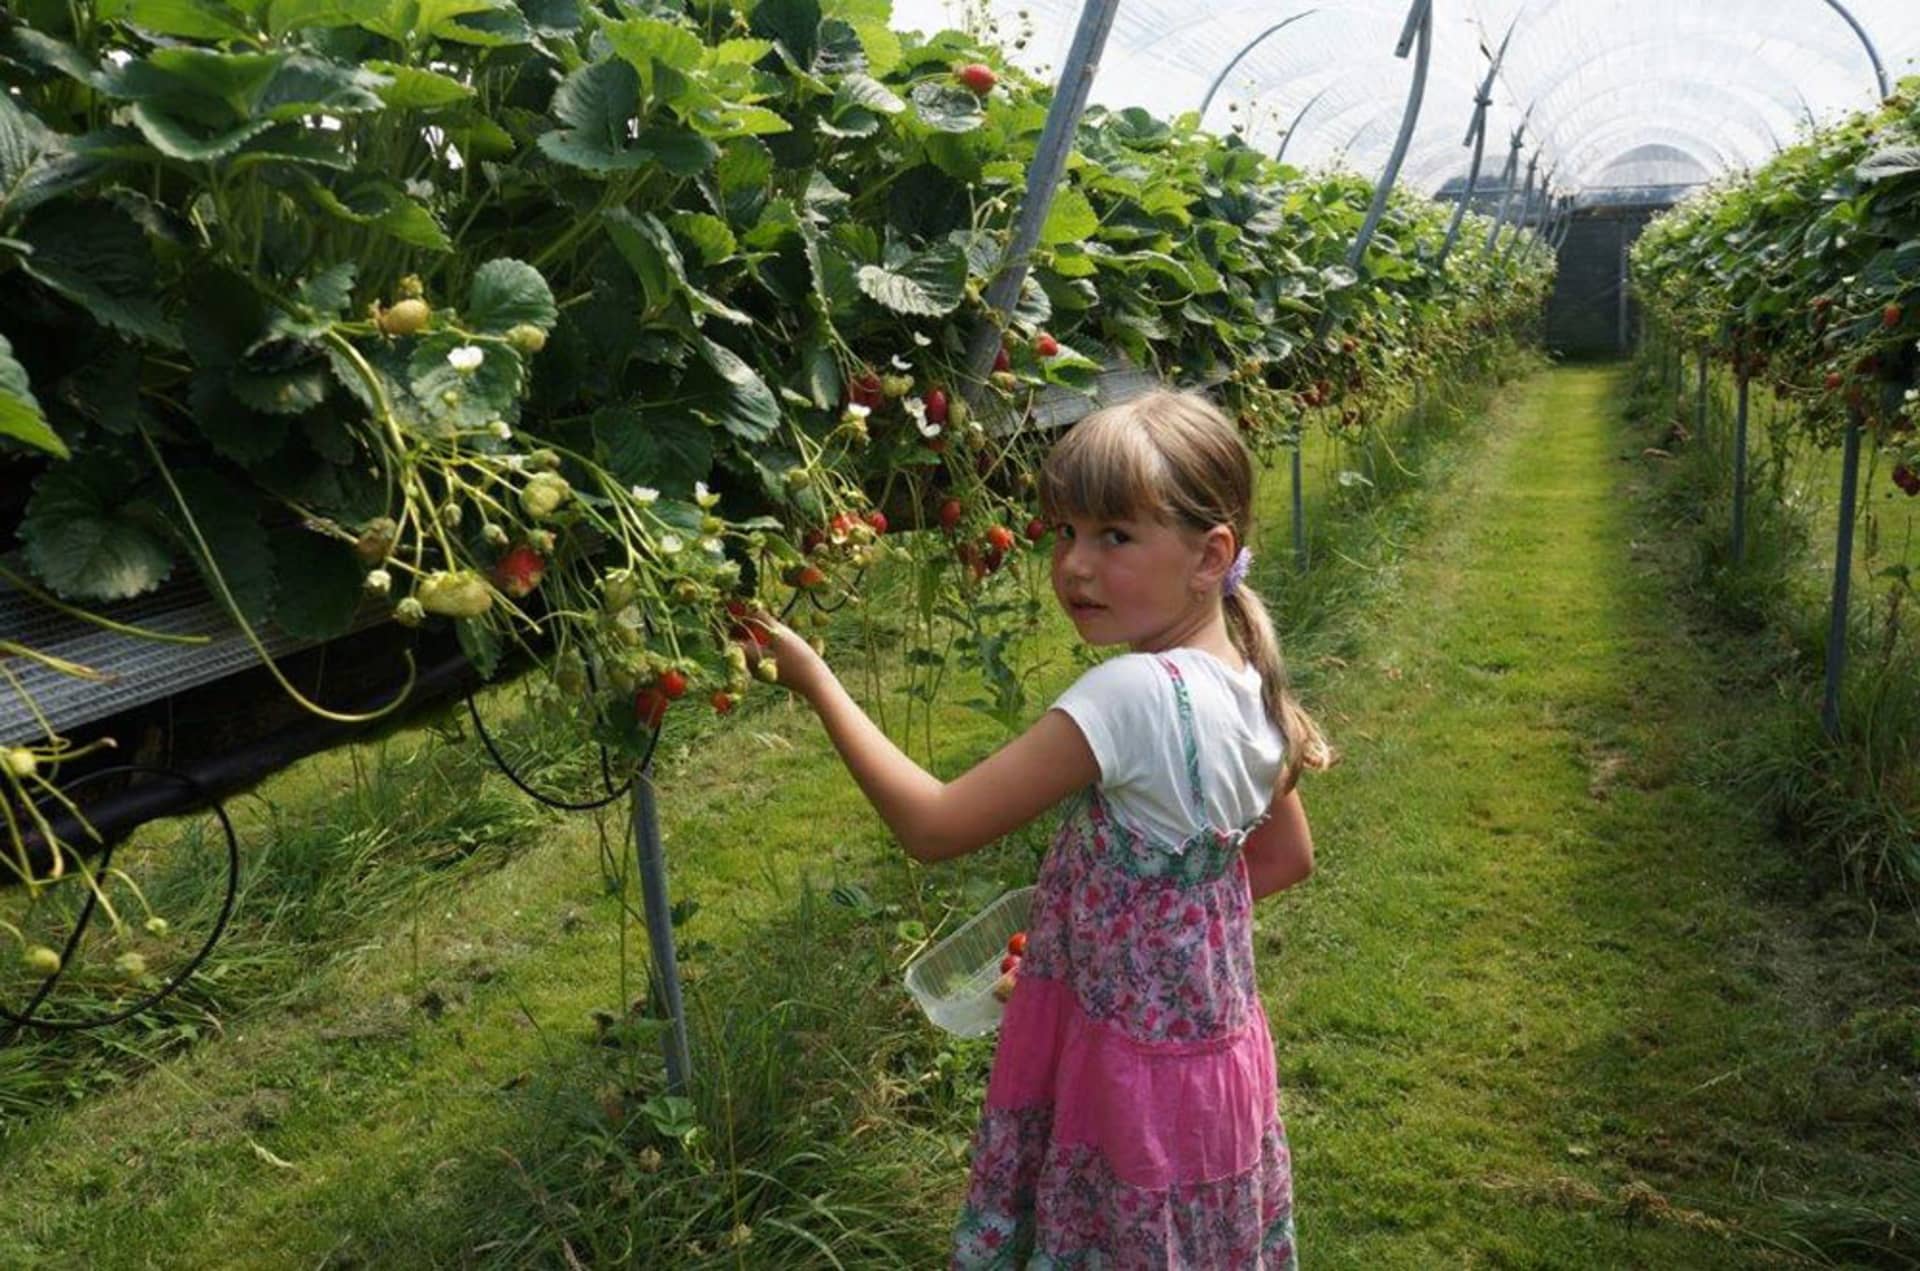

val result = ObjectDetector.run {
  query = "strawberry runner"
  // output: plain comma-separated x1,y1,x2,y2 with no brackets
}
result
951,655,1297,1268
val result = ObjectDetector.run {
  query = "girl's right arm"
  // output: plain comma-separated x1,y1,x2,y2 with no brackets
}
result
748,615,1099,863
1243,785,1314,901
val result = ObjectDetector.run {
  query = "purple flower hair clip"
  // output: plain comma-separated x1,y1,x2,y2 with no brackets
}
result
1222,546,1253,597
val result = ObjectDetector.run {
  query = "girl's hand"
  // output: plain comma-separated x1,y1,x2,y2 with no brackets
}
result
737,611,829,701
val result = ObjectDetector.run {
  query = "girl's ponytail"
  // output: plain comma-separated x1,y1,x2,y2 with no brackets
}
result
1225,581,1336,795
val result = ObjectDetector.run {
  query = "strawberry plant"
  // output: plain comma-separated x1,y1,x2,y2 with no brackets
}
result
0,0,1548,923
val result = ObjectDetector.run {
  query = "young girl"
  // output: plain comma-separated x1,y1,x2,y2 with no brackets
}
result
747,388,1334,1267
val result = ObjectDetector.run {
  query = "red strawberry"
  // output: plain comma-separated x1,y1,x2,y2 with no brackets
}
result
711,691,735,714
1006,931,1027,957
634,687,670,729
802,528,826,554
957,63,997,96
866,510,888,535
785,563,827,590
928,436,948,453
1887,303,1905,328
1895,464,1920,496
939,498,964,532
982,544,1005,574
1000,953,1021,974
986,524,1016,553
492,545,545,598
830,511,857,537
993,346,1011,374
1025,517,1047,542
658,668,688,699
847,368,884,410
1826,371,1845,391
925,388,949,425
1033,332,1060,359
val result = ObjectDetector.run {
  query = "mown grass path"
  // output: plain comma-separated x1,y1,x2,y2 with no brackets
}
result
1273,364,1911,1266
5,365,1910,1267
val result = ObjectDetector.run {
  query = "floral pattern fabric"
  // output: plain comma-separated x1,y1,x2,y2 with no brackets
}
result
951,656,1296,1269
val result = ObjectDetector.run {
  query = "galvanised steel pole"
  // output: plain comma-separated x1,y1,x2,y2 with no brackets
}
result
1484,130,1524,252
1438,22,1516,268
1275,85,1335,167
1502,152,1538,259
1293,0,1433,573
1695,351,1709,446
1823,0,1890,100
962,0,1122,401
632,770,692,1092
1823,410,1866,737
1198,10,1322,127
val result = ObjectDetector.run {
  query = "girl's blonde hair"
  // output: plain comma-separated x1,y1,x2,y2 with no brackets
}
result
1037,388,1337,795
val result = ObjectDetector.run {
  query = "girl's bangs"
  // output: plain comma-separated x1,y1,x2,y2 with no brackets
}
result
1038,411,1170,525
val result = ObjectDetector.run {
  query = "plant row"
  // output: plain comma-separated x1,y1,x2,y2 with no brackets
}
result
0,0,1552,903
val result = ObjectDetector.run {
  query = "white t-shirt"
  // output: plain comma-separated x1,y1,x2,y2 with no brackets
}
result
1049,647,1286,845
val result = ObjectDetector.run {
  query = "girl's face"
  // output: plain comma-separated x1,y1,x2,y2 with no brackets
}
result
1049,510,1233,650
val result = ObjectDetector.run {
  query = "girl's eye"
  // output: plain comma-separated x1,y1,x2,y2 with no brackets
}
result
1101,528,1129,546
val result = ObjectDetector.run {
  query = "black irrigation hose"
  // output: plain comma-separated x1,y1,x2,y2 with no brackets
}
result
464,690,635,813
0,764,241,1038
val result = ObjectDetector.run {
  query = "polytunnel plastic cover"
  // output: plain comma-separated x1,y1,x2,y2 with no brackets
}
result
893,1,1920,201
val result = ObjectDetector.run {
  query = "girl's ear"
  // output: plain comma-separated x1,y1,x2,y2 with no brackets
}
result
1192,523,1237,593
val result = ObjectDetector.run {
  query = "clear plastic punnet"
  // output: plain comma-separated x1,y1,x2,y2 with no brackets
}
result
904,886,1036,1038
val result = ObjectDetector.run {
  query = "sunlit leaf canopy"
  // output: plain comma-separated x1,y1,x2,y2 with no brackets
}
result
895,0,1920,202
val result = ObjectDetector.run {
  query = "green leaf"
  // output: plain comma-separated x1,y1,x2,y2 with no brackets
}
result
750,0,822,68
1040,186,1099,247
603,16,705,98
592,400,714,495
0,333,65,458
1859,146,1920,184
688,336,779,441
18,202,181,349
456,617,504,680
668,212,737,267
909,82,984,134
165,468,274,625
98,0,254,41
537,59,650,173
303,177,452,251
0,93,100,226
270,262,357,341
21,453,174,602
408,333,524,433
855,242,968,316
269,527,364,639
363,61,475,109
465,258,556,334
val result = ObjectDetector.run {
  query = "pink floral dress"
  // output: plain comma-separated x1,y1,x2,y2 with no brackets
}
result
951,655,1296,1268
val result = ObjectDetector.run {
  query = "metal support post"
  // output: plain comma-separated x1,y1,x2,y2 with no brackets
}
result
1275,86,1334,168
961,0,1122,401
632,768,692,1092
1485,131,1524,252
1822,411,1865,738
1198,10,1321,126
1824,0,1890,100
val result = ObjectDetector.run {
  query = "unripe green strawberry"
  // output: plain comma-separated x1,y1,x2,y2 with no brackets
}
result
115,951,147,978
881,373,914,399
755,658,780,684
352,517,398,565
520,472,572,520
394,597,426,627
416,570,494,618
3,748,35,780
948,396,970,428
506,323,548,354
145,916,171,936
378,298,430,337
23,945,60,976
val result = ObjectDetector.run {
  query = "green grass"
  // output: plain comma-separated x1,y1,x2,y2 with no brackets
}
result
6,352,1914,1267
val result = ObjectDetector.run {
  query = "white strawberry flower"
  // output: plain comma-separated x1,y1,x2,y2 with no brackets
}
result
658,533,684,555
889,354,912,370
699,536,724,554
491,420,513,440
448,345,485,373
616,604,644,630
844,402,871,421
630,485,661,505
905,396,941,438
693,481,720,510
912,331,932,347
364,569,391,595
